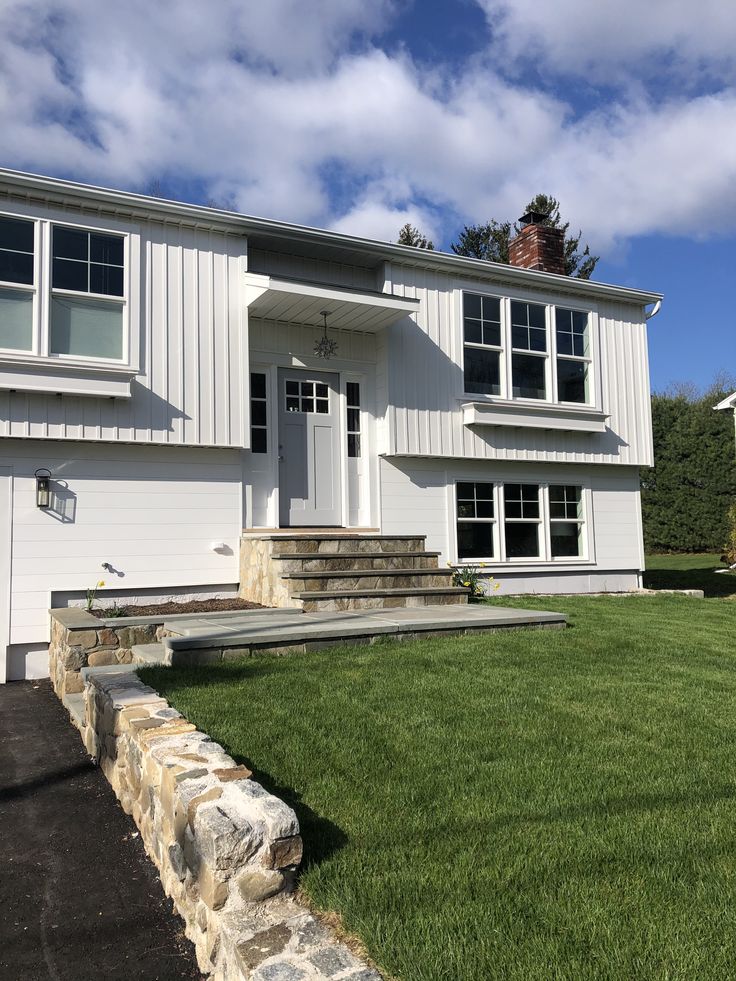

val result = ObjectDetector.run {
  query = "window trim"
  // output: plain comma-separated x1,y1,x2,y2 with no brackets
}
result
0,214,40,358
458,286,600,411
453,479,592,565
0,208,137,383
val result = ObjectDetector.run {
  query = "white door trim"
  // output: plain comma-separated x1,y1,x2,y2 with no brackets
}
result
0,467,12,685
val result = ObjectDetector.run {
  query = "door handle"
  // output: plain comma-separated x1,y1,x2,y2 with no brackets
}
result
278,455,284,462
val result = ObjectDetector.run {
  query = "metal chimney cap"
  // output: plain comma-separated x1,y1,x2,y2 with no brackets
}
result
518,210,550,226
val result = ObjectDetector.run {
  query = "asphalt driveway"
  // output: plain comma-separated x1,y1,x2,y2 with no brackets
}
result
0,680,204,981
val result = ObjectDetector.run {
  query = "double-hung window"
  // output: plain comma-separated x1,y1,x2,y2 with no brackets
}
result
455,480,587,562
503,483,542,558
0,216,35,352
511,301,547,399
463,293,502,395
549,485,584,557
461,291,594,407
456,482,495,557
50,226,125,360
555,309,590,403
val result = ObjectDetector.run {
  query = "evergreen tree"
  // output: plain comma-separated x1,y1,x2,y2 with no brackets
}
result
397,223,434,250
452,193,599,279
641,380,736,552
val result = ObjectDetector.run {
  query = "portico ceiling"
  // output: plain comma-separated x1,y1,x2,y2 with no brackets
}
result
244,273,419,332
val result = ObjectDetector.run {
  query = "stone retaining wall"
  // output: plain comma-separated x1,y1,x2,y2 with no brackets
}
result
50,608,166,697
82,668,378,980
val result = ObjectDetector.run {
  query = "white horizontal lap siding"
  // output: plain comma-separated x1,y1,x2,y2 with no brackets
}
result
4,440,242,644
384,263,653,466
379,458,449,558
381,457,643,572
0,213,247,447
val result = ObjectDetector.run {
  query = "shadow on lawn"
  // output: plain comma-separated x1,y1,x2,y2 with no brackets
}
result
151,659,350,873
643,564,736,598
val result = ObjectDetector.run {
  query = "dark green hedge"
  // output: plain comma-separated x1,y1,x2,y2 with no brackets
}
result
641,388,736,553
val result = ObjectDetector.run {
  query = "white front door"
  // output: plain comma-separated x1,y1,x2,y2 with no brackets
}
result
0,468,11,685
278,369,342,527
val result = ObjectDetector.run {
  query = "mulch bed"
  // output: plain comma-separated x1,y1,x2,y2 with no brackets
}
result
88,598,265,619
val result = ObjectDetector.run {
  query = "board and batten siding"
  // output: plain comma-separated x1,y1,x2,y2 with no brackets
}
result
3,440,242,646
379,261,654,467
379,456,644,578
0,200,248,448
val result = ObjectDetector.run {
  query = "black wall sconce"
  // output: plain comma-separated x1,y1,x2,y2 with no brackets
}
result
35,468,51,509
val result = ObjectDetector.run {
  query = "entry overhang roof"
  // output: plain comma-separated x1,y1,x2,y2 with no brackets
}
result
244,273,420,332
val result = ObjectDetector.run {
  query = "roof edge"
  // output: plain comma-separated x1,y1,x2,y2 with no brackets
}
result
0,167,663,306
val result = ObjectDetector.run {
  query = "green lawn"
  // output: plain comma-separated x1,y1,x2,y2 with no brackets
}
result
644,551,736,597
142,579,736,980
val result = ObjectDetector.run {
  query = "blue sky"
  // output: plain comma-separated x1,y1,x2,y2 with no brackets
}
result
1,0,734,393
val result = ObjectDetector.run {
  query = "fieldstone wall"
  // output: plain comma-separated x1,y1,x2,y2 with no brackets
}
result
49,608,162,697
81,669,379,980
239,538,295,608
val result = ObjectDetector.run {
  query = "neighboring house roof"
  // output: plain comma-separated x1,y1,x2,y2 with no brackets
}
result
0,167,663,309
714,392,736,411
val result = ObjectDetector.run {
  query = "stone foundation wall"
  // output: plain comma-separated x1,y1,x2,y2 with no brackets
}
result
49,608,164,697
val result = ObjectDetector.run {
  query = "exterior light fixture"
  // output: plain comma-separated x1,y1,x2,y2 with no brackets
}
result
314,310,338,360
35,468,51,509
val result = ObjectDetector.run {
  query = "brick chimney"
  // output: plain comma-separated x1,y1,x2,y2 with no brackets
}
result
508,211,566,275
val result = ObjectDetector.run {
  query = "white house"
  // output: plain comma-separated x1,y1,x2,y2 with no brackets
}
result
0,169,662,681
715,391,736,450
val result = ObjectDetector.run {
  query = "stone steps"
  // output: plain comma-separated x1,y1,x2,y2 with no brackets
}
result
272,550,441,572
282,568,456,592
293,586,469,612
62,692,86,731
240,532,468,610
131,643,169,667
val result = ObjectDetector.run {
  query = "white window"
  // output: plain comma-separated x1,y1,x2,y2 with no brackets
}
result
347,382,361,457
250,372,268,453
0,212,128,365
549,484,584,557
503,483,542,558
456,482,495,557
285,379,329,414
454,480,587,563
555,308,590,404
0,216,35,353
461,291,594,406
463,293,502,396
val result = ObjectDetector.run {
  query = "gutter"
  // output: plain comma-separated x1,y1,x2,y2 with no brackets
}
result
0,167,663,307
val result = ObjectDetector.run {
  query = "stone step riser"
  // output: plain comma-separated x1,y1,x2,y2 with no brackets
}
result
272,537,426,555
275,553,440,572
300,593,468,612
287,573,456,593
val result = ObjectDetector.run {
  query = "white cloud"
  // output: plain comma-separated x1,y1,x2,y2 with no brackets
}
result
478,0,736,84
0,0,735,253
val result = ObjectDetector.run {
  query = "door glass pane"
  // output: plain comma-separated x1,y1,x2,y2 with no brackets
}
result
251,372,266,399
504,523,539,558
0,288,33,350
50,296,123,360
346,382,360,405
285,380,299,396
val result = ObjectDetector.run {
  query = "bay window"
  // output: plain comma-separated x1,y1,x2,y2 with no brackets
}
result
455,480,587,562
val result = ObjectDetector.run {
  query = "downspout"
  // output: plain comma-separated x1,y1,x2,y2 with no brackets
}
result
645,299,662,320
